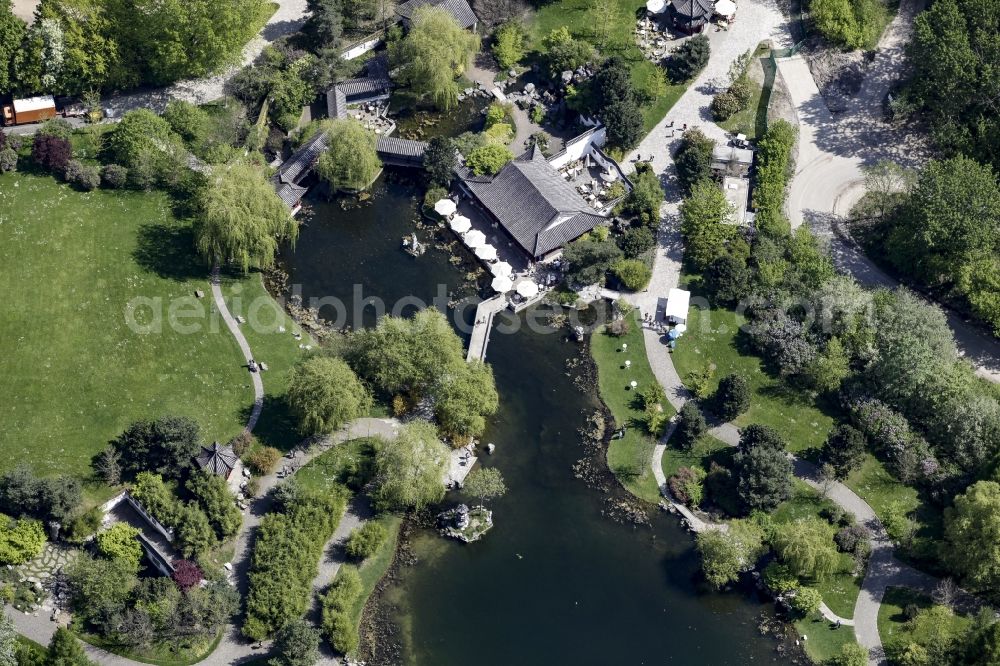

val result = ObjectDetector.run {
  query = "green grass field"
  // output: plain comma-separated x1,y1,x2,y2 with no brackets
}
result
529,0,686,134
671,304,835,454
591,311,672,503
877,587,973,660
0,173,305,487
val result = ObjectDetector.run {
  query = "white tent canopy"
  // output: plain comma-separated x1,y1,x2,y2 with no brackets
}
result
515,280,539,298
665,288,691,324
646,0,666,12
475,245,498,261
434,198,457,216
490,261,513,277
714,0,736,16
449,215,472,233
491,275,513,293
463,229,487,248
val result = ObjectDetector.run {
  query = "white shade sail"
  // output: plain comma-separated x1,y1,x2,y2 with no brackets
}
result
715,0,736,16
490,261,513,277
515,280,539,298
475,245,498,261
463,229,487,248
434,198,457,216
449,215,472,233
491,275,513,292
646,0,666,12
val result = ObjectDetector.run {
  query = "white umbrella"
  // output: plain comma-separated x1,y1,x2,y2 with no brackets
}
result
449,215,472,233
434,198,457,216
491,275,513,292
714,0,736,16
463,229,487,249
515,280,539,298
646,0,666,12
475,245,498,261
490,261,513,277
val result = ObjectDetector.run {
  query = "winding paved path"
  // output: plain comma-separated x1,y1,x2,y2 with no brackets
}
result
6,415,400,665
211,268,264,432
619,2,992,662
776,0,1000,384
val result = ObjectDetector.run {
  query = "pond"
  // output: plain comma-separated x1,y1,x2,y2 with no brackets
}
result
280,170,787,665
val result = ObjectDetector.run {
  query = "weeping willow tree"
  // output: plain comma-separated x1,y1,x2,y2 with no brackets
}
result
194,162,297,272
314,118,382,192
390,6,480,110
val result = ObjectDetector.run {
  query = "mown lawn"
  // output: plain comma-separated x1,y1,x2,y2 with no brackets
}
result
877,587,973,659
660,434,730,480
772,482,863,621
794,615,857,664
591,310,672,503
0,172,306,488
529,0,686,133
671,303,835,454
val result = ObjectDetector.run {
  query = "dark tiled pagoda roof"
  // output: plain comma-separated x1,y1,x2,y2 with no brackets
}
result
460,147,606,258
396,0,478,28
277,131,329,184
671,0,713,21
195,442,240,478
376,135,427,159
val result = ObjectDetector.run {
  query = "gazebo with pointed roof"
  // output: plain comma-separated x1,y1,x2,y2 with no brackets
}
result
195,442,241,480
669,0,713,32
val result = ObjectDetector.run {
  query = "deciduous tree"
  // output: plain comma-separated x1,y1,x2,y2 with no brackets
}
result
390,6,480,110
371,422,450,511
315,119,382,191
194,162,298,272
772,517,839,580
286,356,372,435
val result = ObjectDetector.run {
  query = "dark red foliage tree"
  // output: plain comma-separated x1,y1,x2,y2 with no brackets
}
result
31,135,72,173
171,559,204,591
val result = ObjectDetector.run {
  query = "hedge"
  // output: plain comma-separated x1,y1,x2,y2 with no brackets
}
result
243,486,348,640
752,119,797,236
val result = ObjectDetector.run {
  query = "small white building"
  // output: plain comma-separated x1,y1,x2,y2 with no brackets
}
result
665,288,691,325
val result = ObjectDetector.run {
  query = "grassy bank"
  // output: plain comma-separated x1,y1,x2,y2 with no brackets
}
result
877,587,973,660
0,172,306,489
591,310,672,503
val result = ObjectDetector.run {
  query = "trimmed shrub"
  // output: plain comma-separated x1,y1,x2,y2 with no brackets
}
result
321,567,362,654
711,90,742,121
101,164,128,188
246,446,282,475
492,22,526,69
345,521,387,561
789,586,822,615
0,147,17,173
752,120,797,235
676,401,708,450
714,373,750,421
612,258,652,291
621,226,656,258
64,160,101,190
668,35,710,83
31,134,72,173
171,559,203,590
668,466,706,506
0,515,46,565
95,523,143,569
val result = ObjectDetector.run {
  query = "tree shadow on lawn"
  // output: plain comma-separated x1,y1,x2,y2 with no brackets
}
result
242,393,301,453
133,222,209,282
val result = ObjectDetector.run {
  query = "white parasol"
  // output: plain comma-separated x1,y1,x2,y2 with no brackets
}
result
491,275,514,292
646,0,666,12
475,244,498,261
449,215,472,233
434,198,457,216
463,229,487,249
490,261,513,277
515,280,539,298
714,0,736,16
